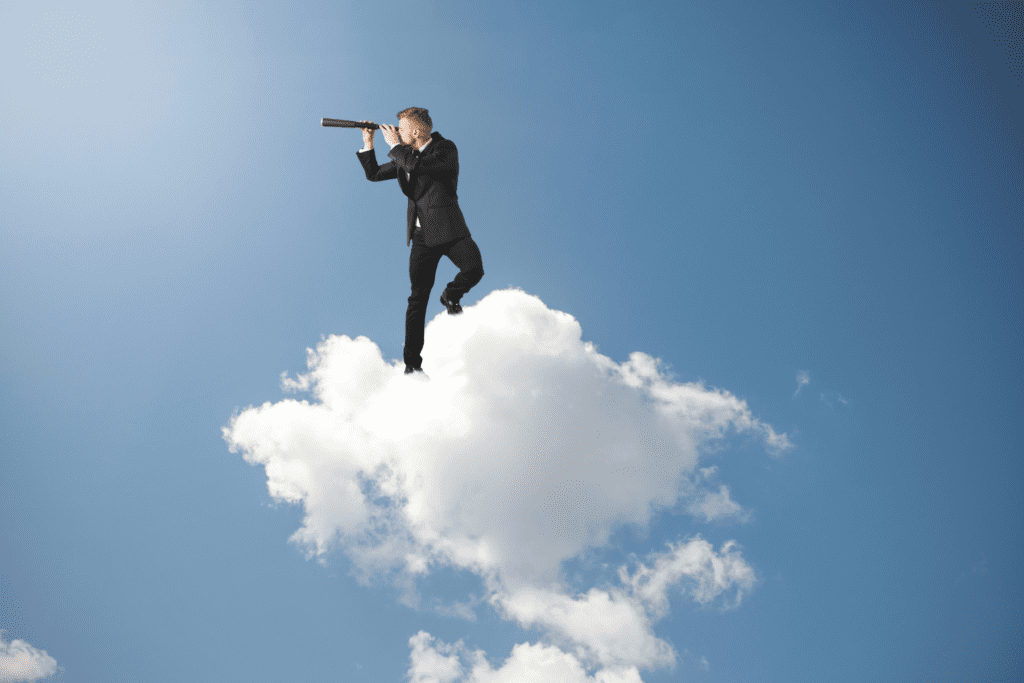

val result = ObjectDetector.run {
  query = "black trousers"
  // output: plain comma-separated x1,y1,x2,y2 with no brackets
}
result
404,228,484,368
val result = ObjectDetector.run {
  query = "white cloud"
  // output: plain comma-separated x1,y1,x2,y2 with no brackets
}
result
819,391,849,409
793,370,810,397
681,648,711,672
0,635,58,682
620,537,756,614
408,632,464,683
682,466,752,524
491,536,753,671
223,288,788,680
430,596,481,621
686,485,752,523
491,585,673,671
408,631,644,683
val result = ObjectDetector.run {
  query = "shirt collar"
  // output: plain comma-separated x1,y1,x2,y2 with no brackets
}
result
417,138,432,153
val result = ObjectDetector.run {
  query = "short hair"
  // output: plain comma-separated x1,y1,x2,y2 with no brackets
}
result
397,107,432,132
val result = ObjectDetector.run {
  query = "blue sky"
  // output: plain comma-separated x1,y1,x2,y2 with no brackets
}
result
1,1,1021,681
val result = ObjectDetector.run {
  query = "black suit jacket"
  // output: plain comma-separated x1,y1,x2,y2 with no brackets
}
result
357,131,472,247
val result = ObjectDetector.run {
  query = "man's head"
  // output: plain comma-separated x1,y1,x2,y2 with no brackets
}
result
397,107,432,146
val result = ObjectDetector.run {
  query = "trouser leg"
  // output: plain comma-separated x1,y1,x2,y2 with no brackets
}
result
442,235,484,302
405,230,443,368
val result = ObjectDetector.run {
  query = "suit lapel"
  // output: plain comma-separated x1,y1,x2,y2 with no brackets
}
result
398,165,410,195
411,133,442,202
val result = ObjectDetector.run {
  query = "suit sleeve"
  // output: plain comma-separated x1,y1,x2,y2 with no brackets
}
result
357,148,398,182
388,141,458,177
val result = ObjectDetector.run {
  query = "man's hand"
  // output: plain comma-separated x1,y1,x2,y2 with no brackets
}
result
359,120,375,149
379,123,401,148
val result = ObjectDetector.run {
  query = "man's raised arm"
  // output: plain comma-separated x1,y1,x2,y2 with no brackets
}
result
378,122,458,178
356,120,398,182
388,140,458,177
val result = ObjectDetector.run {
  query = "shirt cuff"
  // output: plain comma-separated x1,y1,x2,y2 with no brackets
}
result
358,147,373,153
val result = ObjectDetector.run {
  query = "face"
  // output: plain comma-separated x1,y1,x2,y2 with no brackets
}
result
398,117,421,145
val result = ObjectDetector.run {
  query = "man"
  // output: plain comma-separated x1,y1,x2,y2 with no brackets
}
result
356,107,484,375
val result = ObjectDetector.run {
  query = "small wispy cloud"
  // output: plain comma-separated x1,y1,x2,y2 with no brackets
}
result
687,485,753,524
431,597,480,622
820,392,850,409
682,648,711,672
683,467,753,524
793,370,810,397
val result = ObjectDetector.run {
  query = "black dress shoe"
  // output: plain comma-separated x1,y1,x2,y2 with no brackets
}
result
440,289,463,315
404,364,423,374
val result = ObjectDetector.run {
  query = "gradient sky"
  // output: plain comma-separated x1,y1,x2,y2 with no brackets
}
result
1,1,1021,682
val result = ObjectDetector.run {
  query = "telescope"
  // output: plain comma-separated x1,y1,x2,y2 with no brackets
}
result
321,118,379,130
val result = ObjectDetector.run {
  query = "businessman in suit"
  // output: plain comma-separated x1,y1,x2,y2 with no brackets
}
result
356,107,484,374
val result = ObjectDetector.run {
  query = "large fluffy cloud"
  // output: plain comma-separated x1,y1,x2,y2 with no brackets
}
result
0,635,58,682
223,288,789,680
